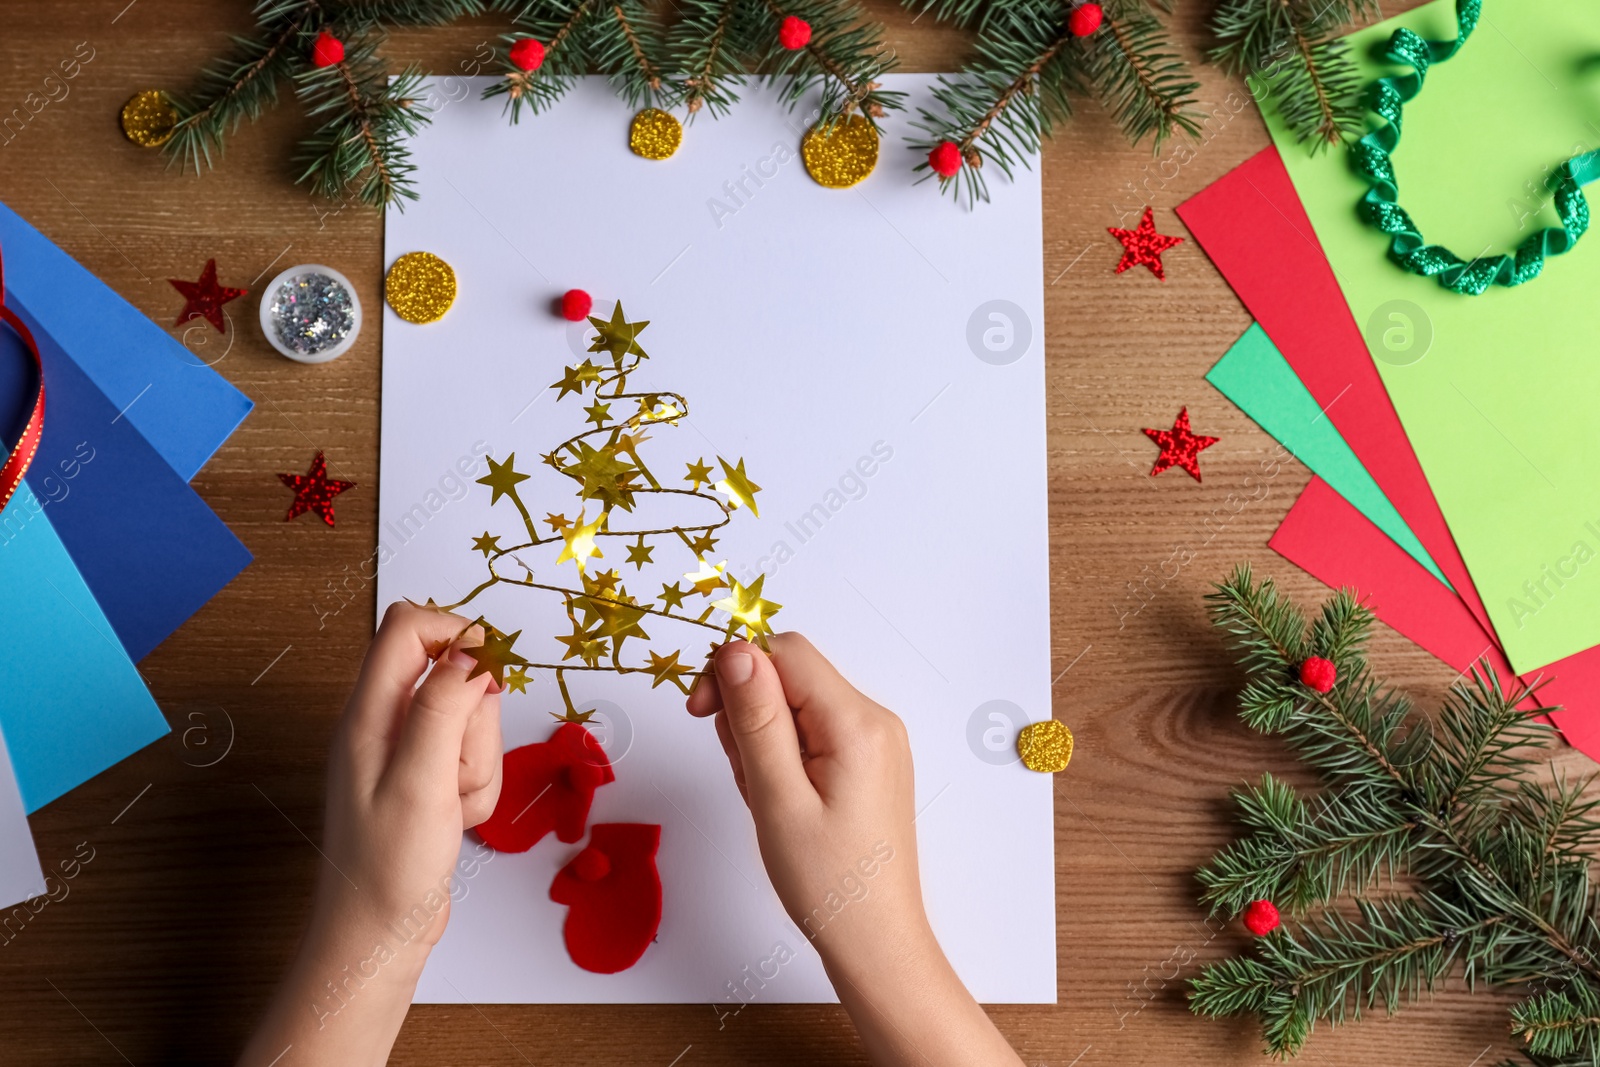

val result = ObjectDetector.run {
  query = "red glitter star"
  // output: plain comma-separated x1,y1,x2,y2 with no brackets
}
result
279,451,356,526
1108,207,1184,281
169,258,247,333
1143,408,1218,481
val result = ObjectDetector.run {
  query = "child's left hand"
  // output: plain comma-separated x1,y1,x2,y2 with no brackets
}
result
315,602,504,952
240,602,503,1066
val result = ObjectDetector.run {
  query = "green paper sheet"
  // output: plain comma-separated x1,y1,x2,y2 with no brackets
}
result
1262,0,1600,672
1207,324,1448,586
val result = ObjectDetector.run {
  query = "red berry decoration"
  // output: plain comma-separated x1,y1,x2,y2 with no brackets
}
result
778,15,812,50
509,37,546,72
928,141,962,179
560,288,593,322
1242,899,1280,936
1068,2,1104,36
310,30,345,68
1299,656,1338,693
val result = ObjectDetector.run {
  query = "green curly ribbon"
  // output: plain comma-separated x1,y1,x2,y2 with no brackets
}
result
1352,0,1600,295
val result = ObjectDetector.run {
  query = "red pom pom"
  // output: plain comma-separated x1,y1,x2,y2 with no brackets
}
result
509,37,546,72
778,15,812,50
571,845,612,882
928,141,962,179
1242,899,1280,936
311,30,345,68
1299,656,1337,693
1068,2,1103,36
560,288,593,322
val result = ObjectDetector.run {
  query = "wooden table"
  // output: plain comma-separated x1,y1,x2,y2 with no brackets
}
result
1,1,1571,1063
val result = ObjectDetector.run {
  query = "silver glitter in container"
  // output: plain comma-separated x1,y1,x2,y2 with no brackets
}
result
270,271,356,356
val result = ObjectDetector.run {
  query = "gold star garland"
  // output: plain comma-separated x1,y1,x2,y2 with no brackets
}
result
429,300,781,723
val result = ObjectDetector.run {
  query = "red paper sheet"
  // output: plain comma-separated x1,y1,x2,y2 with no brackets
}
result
1272,479,1600,754
1183,148,1600,756
1176,147,1495,639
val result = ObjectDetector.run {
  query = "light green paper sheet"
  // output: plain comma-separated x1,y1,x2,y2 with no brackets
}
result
1261,0,1600,672
1207,323,1449,586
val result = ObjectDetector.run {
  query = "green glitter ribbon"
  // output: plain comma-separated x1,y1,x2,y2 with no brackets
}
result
1352,0,1600,295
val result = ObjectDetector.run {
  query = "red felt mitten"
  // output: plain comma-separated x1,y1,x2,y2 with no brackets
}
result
476,723,615,852
550,823,662,974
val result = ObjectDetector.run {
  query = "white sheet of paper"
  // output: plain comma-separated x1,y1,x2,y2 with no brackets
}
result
380,75,1053,1004
0,722,45,911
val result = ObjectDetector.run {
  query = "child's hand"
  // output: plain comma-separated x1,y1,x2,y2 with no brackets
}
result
314,602,503,952
686,634,928,973
241,603,503,1066
687,634,1024,1067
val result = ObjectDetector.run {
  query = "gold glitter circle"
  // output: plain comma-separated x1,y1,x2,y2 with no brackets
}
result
1016,719,1073,774
801,115,879,189
120,90,177,148
385,252,457,324
629,108,682,160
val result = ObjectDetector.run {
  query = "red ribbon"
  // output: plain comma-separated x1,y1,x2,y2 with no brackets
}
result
0,246,45,514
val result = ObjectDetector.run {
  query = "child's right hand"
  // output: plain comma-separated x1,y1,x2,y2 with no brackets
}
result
688,635,1024,1066
686,634,931,977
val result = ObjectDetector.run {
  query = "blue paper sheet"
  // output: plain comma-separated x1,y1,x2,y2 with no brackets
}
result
0,481,169,812
0,323,253,662
0,200,253,481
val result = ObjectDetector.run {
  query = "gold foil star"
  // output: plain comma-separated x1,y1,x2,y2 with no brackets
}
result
504,665,530,694
557,509,606,571
593,597,650,653
587,301,649,363
688,531,718,556
685,458,714,487
477,454,530,505
545,512,570,531
564,441,639,512
715,457,762,516
471,532,502,557
684,558,729,597
644,649,693,691
587,569,622,596
584,400,612,428
554,366,588,400
626,535,655,570
713,574,782,647
464,627,530,686
658,582,689,611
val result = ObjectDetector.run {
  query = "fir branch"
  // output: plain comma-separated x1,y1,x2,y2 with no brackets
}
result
485,0,602,121
676,0,750,118
1192,567,1600,1057
758,0,904,126
294,35,432,208
1090,0,1202,149
164,4,319,173
1207,0,1379,148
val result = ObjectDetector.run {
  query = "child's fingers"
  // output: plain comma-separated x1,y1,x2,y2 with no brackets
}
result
381,632,493,800
458,689,503,824
714,709,750,806
346,602,474,746
712,641,813,813
686,671,723,717
767,633,877,761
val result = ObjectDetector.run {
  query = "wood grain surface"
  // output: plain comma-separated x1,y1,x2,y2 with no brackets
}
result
0,1,1576,1064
